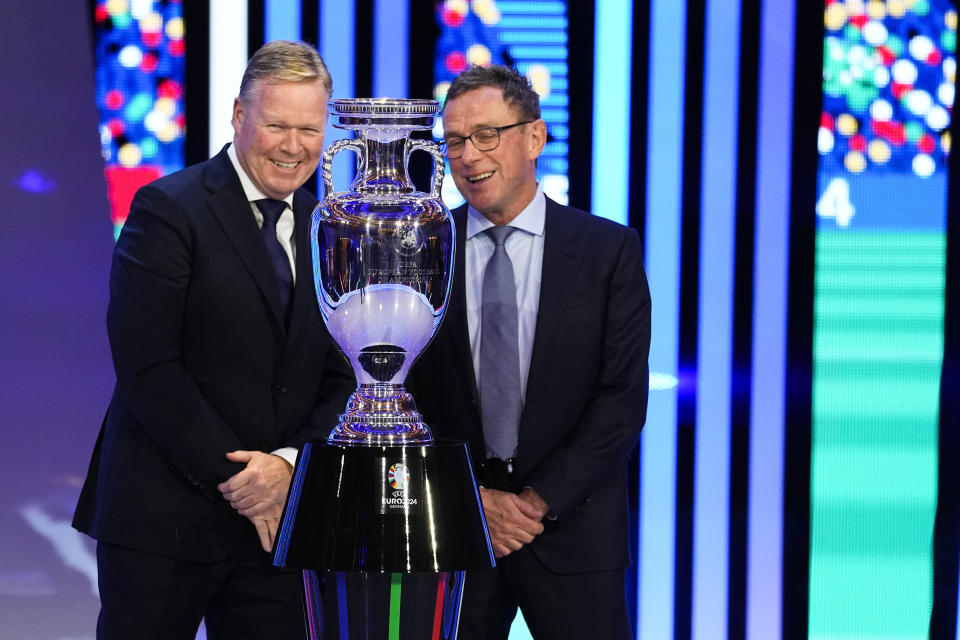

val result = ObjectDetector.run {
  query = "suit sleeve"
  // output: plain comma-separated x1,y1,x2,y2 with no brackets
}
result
525,227,651,519
107,185,246,500
293,347,355,446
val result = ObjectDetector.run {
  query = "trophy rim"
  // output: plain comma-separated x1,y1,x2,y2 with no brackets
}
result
329,98,441,116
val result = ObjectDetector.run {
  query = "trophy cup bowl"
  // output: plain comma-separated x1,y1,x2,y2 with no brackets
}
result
272,99,494,640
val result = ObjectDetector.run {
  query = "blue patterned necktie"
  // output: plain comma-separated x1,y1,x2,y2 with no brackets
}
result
479,225,521,461
256,199,293,319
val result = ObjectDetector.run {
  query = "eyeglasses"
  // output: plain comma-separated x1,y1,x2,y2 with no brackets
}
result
441,121,535,159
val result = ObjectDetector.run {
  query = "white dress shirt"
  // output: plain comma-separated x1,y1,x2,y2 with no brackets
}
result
226,143,300,467
465,184,546,407
226,143,297,282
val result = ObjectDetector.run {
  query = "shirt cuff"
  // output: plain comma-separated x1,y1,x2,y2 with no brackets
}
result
271,447,299,468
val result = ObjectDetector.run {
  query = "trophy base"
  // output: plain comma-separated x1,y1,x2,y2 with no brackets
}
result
273,440,494,572
275,439,489,639
329,383,434,445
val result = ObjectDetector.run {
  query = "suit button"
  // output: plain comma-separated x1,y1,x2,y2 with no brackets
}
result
276,384,287,395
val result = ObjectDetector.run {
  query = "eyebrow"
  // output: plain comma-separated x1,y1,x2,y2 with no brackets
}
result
260,115,325,129
443,123,498,137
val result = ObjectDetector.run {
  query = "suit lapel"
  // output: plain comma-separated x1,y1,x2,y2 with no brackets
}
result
286,189,321,345
443,206,480,405
204,150,287,329
527,199,582,389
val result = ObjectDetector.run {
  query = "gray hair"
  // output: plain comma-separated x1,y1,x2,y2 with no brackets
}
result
444,65,541,120
239,40,332,101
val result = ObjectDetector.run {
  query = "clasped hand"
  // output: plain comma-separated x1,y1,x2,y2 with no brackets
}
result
480,487,549,558
217,450,293,552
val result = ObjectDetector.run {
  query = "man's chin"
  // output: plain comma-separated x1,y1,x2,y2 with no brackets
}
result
463,192,496,212
264,175,305,199
456,184,488,204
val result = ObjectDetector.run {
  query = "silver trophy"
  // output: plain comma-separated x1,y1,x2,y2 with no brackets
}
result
312,98,453,445
275,99,492,640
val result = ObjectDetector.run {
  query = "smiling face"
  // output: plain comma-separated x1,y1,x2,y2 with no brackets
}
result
232,78,330,200
442,86,546,225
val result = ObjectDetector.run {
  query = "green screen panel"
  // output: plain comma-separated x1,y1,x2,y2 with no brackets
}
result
811,231,944,638
810,1,954,636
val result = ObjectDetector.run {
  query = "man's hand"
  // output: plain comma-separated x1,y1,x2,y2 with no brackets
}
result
217,451,294,552
480,488,547,558
518,487,550,516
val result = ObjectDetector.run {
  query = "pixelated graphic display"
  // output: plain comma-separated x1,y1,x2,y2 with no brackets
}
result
433,0,570,208
810,1,953,637
93,0,186,236
817,0,954,227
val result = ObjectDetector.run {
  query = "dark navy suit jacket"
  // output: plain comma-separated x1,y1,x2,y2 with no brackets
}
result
410,198,651,574
73,147,353,562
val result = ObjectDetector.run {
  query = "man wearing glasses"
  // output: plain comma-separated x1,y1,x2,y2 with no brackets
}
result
409,65,651,639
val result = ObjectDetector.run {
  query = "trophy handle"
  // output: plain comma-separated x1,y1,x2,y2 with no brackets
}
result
321,138,366,199
406,139,446,199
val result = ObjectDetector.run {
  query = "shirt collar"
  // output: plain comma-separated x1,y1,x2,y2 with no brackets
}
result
466,183,546,240
227,143,294,209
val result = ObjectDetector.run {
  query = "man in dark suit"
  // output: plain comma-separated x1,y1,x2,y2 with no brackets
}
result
410,65,651,639
72,41,353,639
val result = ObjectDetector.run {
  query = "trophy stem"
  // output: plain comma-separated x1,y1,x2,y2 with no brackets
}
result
355,136,416,195
328,383,434,445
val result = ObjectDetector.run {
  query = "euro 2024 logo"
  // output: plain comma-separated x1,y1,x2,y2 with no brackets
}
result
389,463,409,491
384,462,418,510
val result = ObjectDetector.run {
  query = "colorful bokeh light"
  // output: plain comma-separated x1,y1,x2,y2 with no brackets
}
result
434,0,570,207
94,0,185,234
820,0,955,178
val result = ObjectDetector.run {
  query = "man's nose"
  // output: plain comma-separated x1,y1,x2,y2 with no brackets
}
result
460,137,483,163
279,129,302,154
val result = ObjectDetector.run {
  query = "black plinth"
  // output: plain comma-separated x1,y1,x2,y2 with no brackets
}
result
273,440,494,572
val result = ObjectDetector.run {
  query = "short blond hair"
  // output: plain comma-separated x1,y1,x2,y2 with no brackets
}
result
238,40,332,101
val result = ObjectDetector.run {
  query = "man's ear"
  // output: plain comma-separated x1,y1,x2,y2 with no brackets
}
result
231,97,244,131
528,119,548,159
